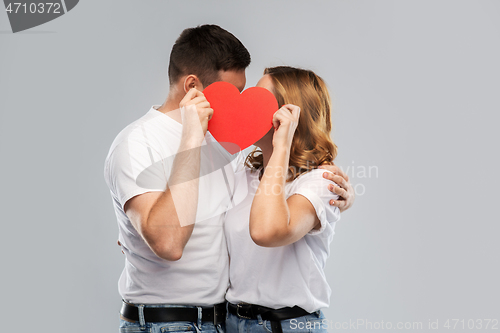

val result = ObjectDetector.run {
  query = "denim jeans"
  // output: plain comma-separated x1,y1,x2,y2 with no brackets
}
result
225,310,327,333
119,303,225,333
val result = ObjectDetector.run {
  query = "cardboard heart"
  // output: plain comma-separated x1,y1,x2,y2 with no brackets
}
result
204,81,278,154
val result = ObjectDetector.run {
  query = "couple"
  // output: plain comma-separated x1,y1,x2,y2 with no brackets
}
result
104,25,354,333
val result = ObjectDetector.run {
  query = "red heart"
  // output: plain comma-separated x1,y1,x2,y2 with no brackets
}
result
204,81,278,154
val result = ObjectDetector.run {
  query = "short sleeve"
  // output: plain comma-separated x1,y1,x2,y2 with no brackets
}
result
104,134,168,210
288,169,341,235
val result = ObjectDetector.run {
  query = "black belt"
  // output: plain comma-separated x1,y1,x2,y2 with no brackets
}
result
120,300,226,325
228,302,313,333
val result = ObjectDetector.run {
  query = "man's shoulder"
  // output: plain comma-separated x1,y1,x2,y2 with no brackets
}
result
103,107,177,188
106,107,178,159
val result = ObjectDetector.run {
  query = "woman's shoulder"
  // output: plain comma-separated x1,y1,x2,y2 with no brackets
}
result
287,168,339,200
287,168,341,229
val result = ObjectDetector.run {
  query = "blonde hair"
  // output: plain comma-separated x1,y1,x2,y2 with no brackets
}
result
245,66,337,181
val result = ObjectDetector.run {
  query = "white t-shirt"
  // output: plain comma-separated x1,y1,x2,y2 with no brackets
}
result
104,105,245,305
224,167,341,313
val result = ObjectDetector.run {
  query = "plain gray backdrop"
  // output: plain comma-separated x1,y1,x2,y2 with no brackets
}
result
1,1,499,332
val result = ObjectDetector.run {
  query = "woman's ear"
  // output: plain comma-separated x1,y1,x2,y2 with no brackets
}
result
183,75,204,93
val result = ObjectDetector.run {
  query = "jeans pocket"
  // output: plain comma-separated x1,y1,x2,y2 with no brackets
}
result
120,326,152,333
159,322,196,333
263,320,273,333
119,318,152,333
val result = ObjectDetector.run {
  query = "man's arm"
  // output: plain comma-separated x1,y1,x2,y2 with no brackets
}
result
319,163,355,212
124,89,213,261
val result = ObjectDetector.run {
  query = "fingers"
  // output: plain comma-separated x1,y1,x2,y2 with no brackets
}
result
319,164,349,182
327,181,349,207
273,110,290,128
323,171,348,198
180,89,212,125
329,198,347,210
186,87,204,99
328,182,348,199
272,111,282,129
206,108,214,120
272,108,288,129
323,172,349,197
322,171,338,184
331,174,348,190
179,88,197,106
334,166,349,182
283,104,301,120
185,96,209,107
273,105,299,128
179,88,205,108
323,170,355,212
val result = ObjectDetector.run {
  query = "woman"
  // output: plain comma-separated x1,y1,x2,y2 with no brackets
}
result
224,66,341,333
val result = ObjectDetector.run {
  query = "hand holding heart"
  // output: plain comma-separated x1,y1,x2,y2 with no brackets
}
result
184,83,300,153
179,88,213,143
204,82,279,154
272,104,301,151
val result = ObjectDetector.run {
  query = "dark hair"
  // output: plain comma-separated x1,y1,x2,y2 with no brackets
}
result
168,25,251,87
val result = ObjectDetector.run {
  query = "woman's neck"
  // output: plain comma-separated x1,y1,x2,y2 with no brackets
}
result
261,148,272,169
258,141,274,169
255,129,274,169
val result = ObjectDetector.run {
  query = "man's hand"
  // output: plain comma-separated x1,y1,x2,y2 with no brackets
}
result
179,88,213,137
319,163,355,213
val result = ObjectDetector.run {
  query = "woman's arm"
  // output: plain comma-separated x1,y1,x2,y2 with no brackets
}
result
249,104,322,247
249,152,323,247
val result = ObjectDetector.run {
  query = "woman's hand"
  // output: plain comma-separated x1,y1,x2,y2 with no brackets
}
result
272,104,300,150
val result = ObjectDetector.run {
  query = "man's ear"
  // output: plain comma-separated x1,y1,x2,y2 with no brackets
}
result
183,75,204,93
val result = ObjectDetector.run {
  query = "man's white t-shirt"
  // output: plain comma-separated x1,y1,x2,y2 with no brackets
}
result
224,168,341,313
104,105,244,305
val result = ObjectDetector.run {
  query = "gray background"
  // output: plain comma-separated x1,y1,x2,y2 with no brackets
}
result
1,1,499,332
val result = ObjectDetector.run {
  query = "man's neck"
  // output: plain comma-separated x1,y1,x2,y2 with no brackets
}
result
156,89,183,124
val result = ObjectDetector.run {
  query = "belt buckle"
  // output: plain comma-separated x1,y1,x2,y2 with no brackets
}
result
236,303,252,319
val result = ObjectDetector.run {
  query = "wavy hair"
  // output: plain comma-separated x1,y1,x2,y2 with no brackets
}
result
245,66,338,181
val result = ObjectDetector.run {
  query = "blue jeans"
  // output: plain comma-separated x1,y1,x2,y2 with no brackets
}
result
119,304,225,333
225,310,327,333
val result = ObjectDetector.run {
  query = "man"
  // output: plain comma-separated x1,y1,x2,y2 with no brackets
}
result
104,25,354,333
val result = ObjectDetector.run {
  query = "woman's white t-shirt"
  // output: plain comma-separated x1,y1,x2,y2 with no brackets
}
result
224,167,341,313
